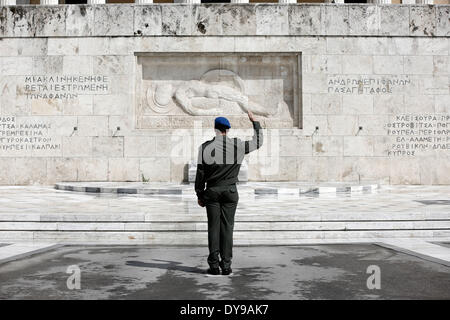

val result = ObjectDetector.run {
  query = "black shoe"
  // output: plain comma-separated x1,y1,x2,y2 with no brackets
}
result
206,268,221,276
222,268,233,276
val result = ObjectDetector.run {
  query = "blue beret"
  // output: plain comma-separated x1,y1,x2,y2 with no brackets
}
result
214,117,231,129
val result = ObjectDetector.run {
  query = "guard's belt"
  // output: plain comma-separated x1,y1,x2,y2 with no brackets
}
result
207,177,238,188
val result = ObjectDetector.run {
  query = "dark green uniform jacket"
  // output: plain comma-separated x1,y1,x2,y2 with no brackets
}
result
195,121,263,199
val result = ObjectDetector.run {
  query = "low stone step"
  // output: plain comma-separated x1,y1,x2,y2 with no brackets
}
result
1,211,449,222
1,230,450,245
1,221,450,232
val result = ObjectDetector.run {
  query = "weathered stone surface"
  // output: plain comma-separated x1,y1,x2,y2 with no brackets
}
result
379,5,410,36
288,4,321,36
373,55,404,75
410,5,436,36
140,157,171,182
5,6,36,37
221,5,256,36
93,137,124,158
33,6,66,37
256,5,289,36
348,5,379,36
436,5,450,36
93,5,134,36
161,4,192,36
134,5,162,36
321,4,349,36
66,5,94,37
108,158,139,182
192,4,223,36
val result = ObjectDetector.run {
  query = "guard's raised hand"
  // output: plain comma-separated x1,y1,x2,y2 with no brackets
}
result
248,111,255,122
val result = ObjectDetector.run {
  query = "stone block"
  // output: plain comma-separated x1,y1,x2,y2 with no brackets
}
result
108,157,139,182
93,55,133,76
321,4,349,36
46,158,78,183
326,115,358,136
0,57,32,75
32,56,63,75
343,136,374,157
93,5,134,36
302,73,328,94
77,158,108,181
353,157,389,183
62,136,93,157
5,6,36,37
343,95,374,115
161,4,192,36
77,38,110,56
348,5,379,36
31,99,63,116
221,4,256,36
342,55,373,74
404,95,435,113
65,5,94,37
63,56,93,75
280,135,312,156
358,115,390,136
387,38,418,56
47,38,80,56
288,4,321,36
435,95,450,113
134,5,162,36
93,136,124,158
390,158,421,185
77,116,109,136
33,6,66,37
373,95,405,114
124,136,156,157
256,5,288,36
0,158,15,185
433,56,449,75
155,135,173,157
436,5,450,37
379,5,410,36
14,158,47,185
420,76,449,95
191,4,222,36
304,55,342,74
0,7,7,38
140,157,171,182
410,5,436,37
302,115,327,136
373,56,404,75
418,38,448,57
93,95,130,116
311,94,342,115
312,136,343,157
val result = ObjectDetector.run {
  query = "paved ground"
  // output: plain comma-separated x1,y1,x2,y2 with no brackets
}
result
1,185,450,216
0,244,449,300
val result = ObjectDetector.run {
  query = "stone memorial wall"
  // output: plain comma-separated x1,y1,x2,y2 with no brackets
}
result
0,4,449,185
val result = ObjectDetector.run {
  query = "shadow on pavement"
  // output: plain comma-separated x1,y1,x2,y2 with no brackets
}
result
126,259,205,275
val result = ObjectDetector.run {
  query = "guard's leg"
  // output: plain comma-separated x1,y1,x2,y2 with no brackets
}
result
205,198,221,270
219,187,239,270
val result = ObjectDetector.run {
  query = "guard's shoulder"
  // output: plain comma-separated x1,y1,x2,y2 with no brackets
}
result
201,138,215,148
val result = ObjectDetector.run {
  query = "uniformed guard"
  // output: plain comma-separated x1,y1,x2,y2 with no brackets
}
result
195,111,263,276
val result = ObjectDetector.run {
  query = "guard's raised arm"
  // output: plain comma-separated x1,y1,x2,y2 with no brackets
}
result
245,111,264,154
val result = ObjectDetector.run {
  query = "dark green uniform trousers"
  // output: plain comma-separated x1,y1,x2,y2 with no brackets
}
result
202,184,239,270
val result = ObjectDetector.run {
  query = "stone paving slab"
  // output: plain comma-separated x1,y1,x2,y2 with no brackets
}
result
54,182,380,196
378,240,450,267
0,242,61,265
